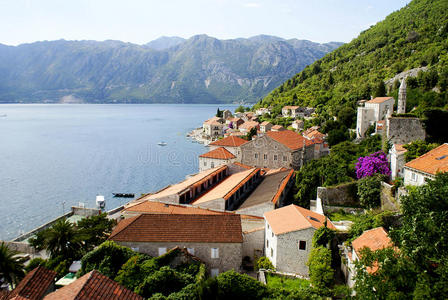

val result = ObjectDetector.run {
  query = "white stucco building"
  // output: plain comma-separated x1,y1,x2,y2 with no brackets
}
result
356,97,394,138
199,147,236,172
389,144,407,180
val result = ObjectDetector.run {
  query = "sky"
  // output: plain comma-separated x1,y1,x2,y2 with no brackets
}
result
0,0,411,46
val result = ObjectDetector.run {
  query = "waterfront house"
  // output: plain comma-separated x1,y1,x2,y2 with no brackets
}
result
403,143,448,186
341,227,393,288
260,121,273,133
44,270,142,300
356,97,394,138
208,135,248,158
264,204,336,276
192,168,262,211
3,266,57,300
237,169,295,217
239,130,317,170
109,214,243,276
203,116,225,139
138,165,229,204
389,144,407,180
199,147,236,172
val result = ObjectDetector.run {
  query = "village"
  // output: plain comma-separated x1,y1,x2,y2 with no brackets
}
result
1,76,447,299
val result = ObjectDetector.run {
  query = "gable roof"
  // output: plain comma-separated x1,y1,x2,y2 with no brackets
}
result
203,116,224,125
260,121,272,126
44,270,142,300
239,121,259,130
264,204,335,235
366,97,393,104
352,227,393,258
7,266,56,300
404,143,448,175
124,201,229,215
266,130,314,150
109,214,243,243
271,125,285,130
199,147,236,160
209,136,248,147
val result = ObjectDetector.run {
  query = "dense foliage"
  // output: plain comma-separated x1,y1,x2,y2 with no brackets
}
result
403,139,439,162
357,175,384,209
307,246,334,296
254,256,275,271
0,242,25,288
311,223,335,248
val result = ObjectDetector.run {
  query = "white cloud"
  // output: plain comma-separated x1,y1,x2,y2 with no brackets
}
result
243,2,260,8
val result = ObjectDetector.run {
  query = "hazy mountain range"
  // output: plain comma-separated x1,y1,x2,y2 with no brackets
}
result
0,35,342,104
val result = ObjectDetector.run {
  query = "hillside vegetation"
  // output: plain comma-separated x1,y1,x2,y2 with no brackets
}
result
256,0,448,117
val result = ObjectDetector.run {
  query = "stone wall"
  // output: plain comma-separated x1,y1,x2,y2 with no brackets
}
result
380,181,400,211
237,202,274,218
72,206,101,217
242,228,264,261
117,241,242,275
0,241,37,255
317,182,359,207
386,117,426,145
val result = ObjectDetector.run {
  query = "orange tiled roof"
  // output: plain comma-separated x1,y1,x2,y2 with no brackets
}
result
239,121,259,130
367,97,393,104
394,144,407,153
44,270,142,300
352,227,393,259
266,130,314,150
124,201,230,215
203,116,223,125
232,162,254,170
260,121,272,126
209,136,248,147
8,266,56,300
199,147,236,160
271,125,285,130
272,169,295,205
264,204,335,235
404,143,448,175
109,214,243,243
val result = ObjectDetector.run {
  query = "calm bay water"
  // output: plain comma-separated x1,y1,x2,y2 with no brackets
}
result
0,104,236,240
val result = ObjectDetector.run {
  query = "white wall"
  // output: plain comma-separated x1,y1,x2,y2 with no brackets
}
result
264,219,278,267
403,167,433,186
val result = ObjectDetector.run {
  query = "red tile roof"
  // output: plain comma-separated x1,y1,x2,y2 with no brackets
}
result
199,147,236,159
232,162,253,170
271,125,285,131
272,169,295,205
260,121,272,126
266,130,314,150
366,97,393,104
44,270,142,300
109,214,243,243
352,227,393,258
209,136,248,147
264,204,336,235
124,201,229,215
7,266,56,300
239,121,260,130
404,143,448,175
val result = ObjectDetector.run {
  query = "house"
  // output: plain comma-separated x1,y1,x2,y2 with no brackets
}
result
403,143,448,186
192,168,262,211
208,135,248,158
44,270,142,300
199,147,236,172
109,214,243,276
239,130,318,170
138,165,229,204
222,110,233,120
264,204,336,276
389,144,407,180
291,120,304,131
3,266,57,300
237,169,295,217
226,117,244,130
203,117,225,139
255,108,271,116
341,227,393,288
302,127,325,140
260,121,273,133
356,97,394,138
239,121,260,133
271,125,285,132
282,106,301,118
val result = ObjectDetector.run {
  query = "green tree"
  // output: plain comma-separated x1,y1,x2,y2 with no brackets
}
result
307,246,334,295
312,223,335,248
0,242,25,288
374,81,386,97
45,218,82,259
214,270,268,299
28,228,49,251
422,109,448,144
77,213,116,252
337,107,356,128
115,254,157,291
216,108,223,118
254,256,275,271
235,105,245,113
403,140,439,162
357,174,383,209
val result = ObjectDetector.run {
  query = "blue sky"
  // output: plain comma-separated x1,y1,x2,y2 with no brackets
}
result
0,0,411,46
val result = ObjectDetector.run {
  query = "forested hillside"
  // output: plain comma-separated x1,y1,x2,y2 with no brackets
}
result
255,0,448,117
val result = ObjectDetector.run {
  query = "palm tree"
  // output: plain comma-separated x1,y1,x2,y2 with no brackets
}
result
45,218,82,259
0,242,25,288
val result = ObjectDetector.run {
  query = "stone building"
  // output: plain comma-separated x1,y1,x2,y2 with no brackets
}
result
208,135,247,158
356,97,394,138
260,121,273,133
282,106,301,118
222,109,233,120
109,214,243,276
386,116,425,145
403,143,448,186
4,266,57,300
199,147,236,172
239,130,317,170
239,121,260,133
397,79,407,114
264,204,336,276
203,116,225,139
291,119,304,131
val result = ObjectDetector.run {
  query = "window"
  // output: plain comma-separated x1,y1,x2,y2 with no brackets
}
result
255,153,258,159
211,248,219,258
264,154,267,160
270,248,273,257
271,232,274,238
211,162,215,168
187,248,195,255
158,247,167,256
283,156,287,162
203,161,207,166
211,268,219,277
274,155,278,161
298,241,306,250
266,240,269,248
411,172,417,181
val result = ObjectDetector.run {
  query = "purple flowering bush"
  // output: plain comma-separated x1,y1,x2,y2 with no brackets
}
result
355,151,391,179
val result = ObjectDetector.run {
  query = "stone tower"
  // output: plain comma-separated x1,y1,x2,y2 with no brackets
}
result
397,78,407,114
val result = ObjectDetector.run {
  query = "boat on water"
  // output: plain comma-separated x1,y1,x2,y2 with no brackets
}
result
157,141,167,146
112,193,135,198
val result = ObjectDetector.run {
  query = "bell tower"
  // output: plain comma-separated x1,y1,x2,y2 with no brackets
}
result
397,78,407,114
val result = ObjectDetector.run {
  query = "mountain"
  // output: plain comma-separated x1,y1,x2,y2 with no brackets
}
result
0,35,342,104
145,36,186,50
256,0,448,116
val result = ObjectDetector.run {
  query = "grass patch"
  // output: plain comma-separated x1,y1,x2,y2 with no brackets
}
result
329,210,359,222
266,273,310,291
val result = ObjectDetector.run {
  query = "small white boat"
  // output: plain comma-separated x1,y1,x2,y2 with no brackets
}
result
157,141,167,146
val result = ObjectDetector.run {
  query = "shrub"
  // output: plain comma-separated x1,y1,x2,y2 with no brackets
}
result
25,258,47,272
355,151,390,179
357,174,384,209
255,256,275,271
307,246,334,296
312,224,335,248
